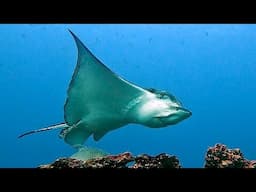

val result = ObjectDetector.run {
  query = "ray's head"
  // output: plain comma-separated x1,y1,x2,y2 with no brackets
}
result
135,88,192,128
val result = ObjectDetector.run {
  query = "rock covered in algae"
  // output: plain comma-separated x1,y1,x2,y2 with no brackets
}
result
85,152,134,168
205,143,256,168
39,152,181,169
132,153,181,168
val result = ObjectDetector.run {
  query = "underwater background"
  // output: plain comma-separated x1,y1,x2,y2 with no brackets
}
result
1,24,256,168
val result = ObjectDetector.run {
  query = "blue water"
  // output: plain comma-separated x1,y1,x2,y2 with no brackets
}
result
1,24,256,168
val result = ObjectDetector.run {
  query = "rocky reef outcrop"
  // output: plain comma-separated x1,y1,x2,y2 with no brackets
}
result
39,152,181,169
204,143,256,168
39,143,256,168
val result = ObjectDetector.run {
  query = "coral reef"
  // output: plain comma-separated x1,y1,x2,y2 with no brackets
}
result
39,152,181,169
205,143,256,168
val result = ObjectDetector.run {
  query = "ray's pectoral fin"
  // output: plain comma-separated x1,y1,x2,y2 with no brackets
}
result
61,30,151,146
93,130,109,141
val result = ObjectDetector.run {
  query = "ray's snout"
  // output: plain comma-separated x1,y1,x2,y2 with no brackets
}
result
179,107,192,117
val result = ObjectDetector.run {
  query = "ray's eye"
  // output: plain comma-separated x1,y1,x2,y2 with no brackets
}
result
157,93,169,99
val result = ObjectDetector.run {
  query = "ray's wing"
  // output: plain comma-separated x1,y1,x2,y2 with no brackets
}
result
64,30,148,126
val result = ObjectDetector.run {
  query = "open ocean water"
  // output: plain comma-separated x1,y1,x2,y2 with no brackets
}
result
1,24,256,168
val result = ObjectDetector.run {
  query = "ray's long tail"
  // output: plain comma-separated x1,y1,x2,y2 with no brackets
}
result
18,123,69,138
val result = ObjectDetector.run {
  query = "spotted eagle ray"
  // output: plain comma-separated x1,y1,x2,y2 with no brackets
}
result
19,30,192,149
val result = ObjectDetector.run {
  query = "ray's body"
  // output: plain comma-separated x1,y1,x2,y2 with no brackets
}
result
19,30,192,149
